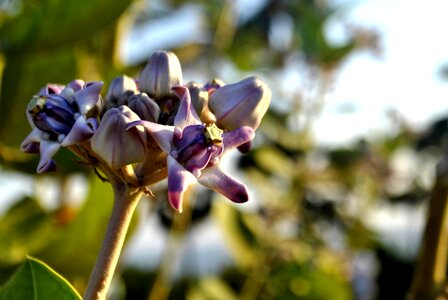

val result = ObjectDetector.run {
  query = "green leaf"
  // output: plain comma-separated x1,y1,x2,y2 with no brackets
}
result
213,202,260,268
0,197,54,266
0,0,132,54
39,176,114,277
0,257,81,300
40,175,139,279
187,277,238,300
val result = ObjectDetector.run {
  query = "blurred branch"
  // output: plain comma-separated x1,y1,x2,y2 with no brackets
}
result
407,155,448,300
147,189,193,300
213,1,237,51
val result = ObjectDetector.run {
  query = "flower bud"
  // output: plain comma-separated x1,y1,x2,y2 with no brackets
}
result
209,76,271,131
105,75,138,107
186,81,216,124
91,106,146,169
139,51,183,98
127,93,160,122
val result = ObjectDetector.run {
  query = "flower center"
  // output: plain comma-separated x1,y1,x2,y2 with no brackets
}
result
203,123,223,145
27,95,76,137
27,96,47,115
173,123,224,176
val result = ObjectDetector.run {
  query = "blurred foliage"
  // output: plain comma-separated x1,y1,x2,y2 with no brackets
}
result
0,0,444,299
0,197,53,266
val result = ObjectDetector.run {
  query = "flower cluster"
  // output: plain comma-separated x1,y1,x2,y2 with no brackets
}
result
21,51,271,212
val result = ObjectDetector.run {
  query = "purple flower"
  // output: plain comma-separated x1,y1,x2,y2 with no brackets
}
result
21,80,103,173
127,86,255,212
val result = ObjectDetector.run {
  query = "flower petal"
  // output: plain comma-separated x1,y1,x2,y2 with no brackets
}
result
237,141,252,153
127,120,174,154
172,86,201,129
198,167,249,203
184,147,213,177
167,155,197,213
21,128,45,153
61,116,98,146
37,140,61,173
37,159,57,173
67,79,85,92
222,126,255,152
74,81,103,115
38,84,65,96
173,124,204,153
33,111,72,135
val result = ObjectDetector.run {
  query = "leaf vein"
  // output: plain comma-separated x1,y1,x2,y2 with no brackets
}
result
29,261,38,300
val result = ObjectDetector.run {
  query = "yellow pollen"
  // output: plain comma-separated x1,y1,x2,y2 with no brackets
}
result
27,96,46,115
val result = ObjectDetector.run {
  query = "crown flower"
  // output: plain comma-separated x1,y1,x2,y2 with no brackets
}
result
21,50,270,211
21,80,103,173
127,86,255,212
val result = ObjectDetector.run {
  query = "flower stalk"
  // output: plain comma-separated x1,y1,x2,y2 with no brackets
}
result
83,181,144,300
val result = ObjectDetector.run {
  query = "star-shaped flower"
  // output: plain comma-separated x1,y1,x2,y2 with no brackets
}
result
127,86,255,212
21,80,103,173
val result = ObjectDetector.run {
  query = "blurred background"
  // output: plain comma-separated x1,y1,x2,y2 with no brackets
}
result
0,0,447,299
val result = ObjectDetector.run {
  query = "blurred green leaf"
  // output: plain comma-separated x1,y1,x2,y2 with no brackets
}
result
214,202,260,268
0,0,132,54
253,146,295,178
0,256,81,300
0,0,132,155
39,176,114,277
0,197,54,266
40,176,139,280
187,277,238,300
327,148,363,170
293,0,355,68
266,261,352,300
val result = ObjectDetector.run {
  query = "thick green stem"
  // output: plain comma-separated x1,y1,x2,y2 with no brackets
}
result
407,157,448,300
83,182,143,300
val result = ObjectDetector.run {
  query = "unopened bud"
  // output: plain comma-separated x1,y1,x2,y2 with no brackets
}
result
209,76,271,131
105,75,138,107
91,106,146,169
127,93,160,122
139,51,183,98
